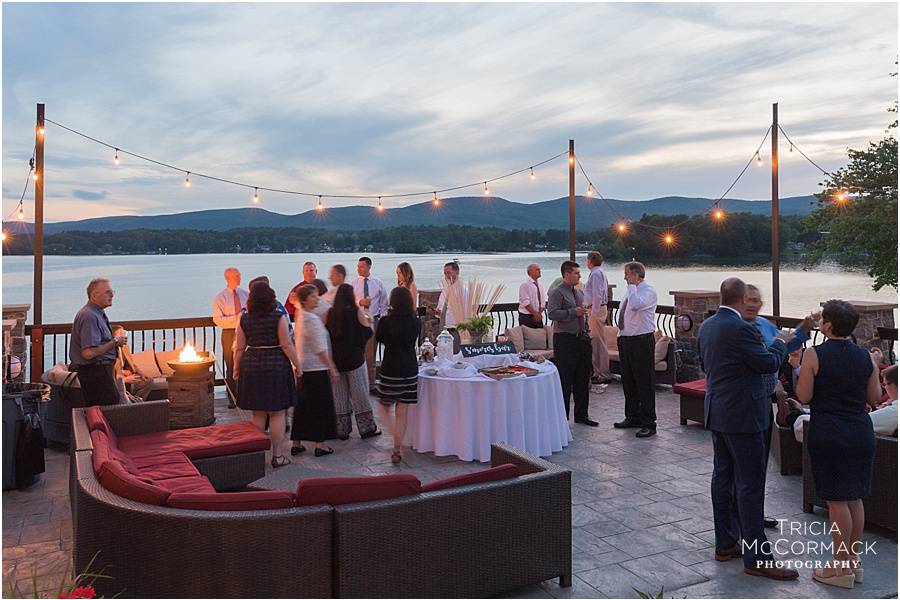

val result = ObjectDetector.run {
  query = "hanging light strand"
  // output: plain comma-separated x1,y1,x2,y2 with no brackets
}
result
42,117,566,202
776,125,831,176
4,151,36,222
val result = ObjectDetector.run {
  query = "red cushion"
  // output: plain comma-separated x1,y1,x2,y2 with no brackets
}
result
166,490,295,511
420,463,519,493
673,379,706,399
134,452,200,481
118,421,270,460
295,474,421,507
97,460,170,506
155,475,216,494
85,406,117,445
90,429,139,475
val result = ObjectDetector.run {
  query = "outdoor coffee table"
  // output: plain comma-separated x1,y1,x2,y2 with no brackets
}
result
404,361,573,462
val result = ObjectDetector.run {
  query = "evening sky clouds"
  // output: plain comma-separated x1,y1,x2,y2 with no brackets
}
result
2,2,897,221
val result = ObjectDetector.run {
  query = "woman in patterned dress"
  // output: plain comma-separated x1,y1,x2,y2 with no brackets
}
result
233,282,300,469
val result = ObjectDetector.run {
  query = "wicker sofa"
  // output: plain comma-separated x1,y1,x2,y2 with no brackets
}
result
70,401,573,598
604,325,677,385
802,421,898,531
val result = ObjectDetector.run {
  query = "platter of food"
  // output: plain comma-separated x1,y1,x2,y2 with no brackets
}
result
477,364,540,380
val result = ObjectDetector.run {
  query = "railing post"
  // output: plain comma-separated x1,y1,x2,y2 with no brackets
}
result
669,290,720,382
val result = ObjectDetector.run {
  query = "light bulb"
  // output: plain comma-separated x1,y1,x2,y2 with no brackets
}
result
432,193,441,207
530,167,535,180
184,172,191,188
756,152,762,165
615,222,627,234
37,126,45,136
114,149,120,164
17,206,25,220
1,231,6,242
252,188,260,203
483,182,490,196
32,172,38,182
836,190,848,203
316,196,324,212
377,197,384,212
789,144,793,154
586,185,593,197
713,208,725,221
662,232,675,246
569,156,574,165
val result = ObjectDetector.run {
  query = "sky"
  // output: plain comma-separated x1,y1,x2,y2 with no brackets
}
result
2,2,897,222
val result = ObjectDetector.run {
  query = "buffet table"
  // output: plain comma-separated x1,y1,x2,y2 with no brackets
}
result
403,357,573,462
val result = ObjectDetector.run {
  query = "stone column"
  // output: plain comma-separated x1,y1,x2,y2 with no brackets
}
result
669,290,720,382
843,301,897,354
418,290,441,344
2,304,31,382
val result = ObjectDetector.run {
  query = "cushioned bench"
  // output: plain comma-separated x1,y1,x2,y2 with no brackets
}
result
673,378,706,425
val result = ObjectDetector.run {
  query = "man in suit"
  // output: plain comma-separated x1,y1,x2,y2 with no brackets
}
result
698,277,808,581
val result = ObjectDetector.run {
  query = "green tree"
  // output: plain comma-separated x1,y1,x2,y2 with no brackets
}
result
806,104,898,290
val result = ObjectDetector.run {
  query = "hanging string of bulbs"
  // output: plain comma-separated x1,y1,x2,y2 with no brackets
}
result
41,117,567,210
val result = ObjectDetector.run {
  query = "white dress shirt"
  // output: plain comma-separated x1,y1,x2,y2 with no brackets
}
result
518,277,546,315
352,275,388,318
295,310,331,372
870,402,898,436
212,287,249,330
437,282,468,328
583,266,609,316
617,281,658,337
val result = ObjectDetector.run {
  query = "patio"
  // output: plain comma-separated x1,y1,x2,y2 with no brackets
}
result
3,382,897,598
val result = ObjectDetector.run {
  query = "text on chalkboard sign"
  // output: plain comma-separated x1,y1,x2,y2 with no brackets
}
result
460,341,518,357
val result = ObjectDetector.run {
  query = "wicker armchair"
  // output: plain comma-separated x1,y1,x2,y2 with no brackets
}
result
801,421,897,531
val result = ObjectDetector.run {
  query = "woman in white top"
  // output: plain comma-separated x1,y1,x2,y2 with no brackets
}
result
396,262,418,307
291,284,340,457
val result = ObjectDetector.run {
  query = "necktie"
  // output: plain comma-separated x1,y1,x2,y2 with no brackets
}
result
534,280,542,308
617,296,628,330
363,278,370,298
233,291,241,317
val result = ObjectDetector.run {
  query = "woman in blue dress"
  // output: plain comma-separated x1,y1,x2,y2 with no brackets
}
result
796,300,882,589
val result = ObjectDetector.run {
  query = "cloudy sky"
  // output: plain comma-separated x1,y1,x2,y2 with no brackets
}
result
2,2,897,222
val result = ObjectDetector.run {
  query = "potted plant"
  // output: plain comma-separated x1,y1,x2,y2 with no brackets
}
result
440,278,505,344
456,315,494,343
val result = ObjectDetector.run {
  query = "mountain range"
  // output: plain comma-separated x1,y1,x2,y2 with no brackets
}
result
11,195,816,234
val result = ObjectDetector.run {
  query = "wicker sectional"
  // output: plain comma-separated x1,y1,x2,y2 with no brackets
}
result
70,401,572,598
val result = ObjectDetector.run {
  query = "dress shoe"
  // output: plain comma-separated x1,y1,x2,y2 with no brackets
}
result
635,427,657,438
360,429,382,439
574,418,599,427
764,517,778,529
744,562,799,580
613,419,641,429
290,445,306,456
314,446,335,457
715,545,742,562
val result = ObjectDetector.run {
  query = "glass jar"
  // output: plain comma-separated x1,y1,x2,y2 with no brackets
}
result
419,338,435,363
436,329,454,360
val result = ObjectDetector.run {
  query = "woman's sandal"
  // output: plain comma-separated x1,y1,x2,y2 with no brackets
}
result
291,445,306,456
391,449,402,464
812,567,855,589
270,455,291,469
850,557,863,584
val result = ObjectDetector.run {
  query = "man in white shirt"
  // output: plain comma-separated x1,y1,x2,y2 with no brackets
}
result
517,264,545,329
613,261,659,437
212,267,249,408
436,261,467,353
323,264,351,305
584,251,613,384
352,256,387,389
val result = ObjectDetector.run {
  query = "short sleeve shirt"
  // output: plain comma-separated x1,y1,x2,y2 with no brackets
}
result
70,302,116,365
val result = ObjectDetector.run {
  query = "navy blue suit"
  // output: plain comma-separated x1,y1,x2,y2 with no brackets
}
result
698,307,805,566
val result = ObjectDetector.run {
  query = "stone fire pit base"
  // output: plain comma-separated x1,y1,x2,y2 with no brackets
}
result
166,371,215,429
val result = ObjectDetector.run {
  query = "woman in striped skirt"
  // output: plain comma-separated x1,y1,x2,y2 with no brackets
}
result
375,286,421,463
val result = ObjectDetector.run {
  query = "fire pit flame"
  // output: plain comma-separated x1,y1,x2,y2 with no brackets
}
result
178,343,202,363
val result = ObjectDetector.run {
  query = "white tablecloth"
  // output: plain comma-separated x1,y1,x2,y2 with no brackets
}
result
404,362,573,462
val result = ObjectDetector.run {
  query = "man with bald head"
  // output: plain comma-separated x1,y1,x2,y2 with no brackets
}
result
698,276,809,581
213,267,248,407
517,264,546,328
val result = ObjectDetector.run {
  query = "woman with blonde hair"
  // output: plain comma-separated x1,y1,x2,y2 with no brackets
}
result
396,262,418,307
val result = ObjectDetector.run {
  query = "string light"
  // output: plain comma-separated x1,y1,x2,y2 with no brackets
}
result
756,151,762,165
376,197,384,212
37,125,44,137
712,207,726,221
615,221,628,234
789,143,793,154
483,182,490,196
32,171,38,182
17,205,25,221
184,172,191,188
835,190,848,204
1,231,6,242
316,195,325,212
662,231,676,246
529,167,535,180
586,184,593,197
252,188,260,204
114,148,120,164
432,192,441,207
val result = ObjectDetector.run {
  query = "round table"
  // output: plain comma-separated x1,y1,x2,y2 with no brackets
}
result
403,363,573,462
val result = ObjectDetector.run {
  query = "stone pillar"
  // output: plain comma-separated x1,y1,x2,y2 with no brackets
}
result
843,301,897,354
2,304,31,382
669,290,720,382
418,290,441,344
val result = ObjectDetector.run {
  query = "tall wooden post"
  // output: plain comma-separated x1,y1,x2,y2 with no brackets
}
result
771,103,780,316
30,103,45,382
568,139,575,261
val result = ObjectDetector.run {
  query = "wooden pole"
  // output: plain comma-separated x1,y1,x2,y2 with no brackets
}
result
771,103,780,316
568,139,575,261
30,103,45,382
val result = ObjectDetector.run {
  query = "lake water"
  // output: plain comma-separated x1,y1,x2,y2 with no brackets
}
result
2,253,897,324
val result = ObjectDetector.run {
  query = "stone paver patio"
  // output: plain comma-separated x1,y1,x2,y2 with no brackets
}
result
2,383,897,598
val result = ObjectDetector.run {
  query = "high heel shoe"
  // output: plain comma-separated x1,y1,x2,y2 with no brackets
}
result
391,449,402,464
271,455,291,469
849,558,863,584
812,568,855,589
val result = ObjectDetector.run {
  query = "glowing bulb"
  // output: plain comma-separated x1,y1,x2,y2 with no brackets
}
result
483,182,490,196
32,171,38,182
252,188,260,203
184,172,191,188
569,156,575,165
586,184,593,197
713,208,725,221
1,231,6,242
316,196,324,212
615,222,628,234
37,126,45,136
530,167,535,180
114,149,120,164
756,152,762,165
662,232,675,246
836,190,848,203
789,143,793,154
17,206,25,221
377,197,384,212
432,193,441,207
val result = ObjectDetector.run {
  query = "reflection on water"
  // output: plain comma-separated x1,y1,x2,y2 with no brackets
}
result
2,253,896,324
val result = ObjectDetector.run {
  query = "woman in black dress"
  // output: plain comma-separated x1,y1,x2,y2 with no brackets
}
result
375,287,420,464
233,282,301,469
796,300,882,588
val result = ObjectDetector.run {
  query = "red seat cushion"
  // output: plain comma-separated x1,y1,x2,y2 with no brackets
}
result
84,406,117,444
420,463,519,493
295,474,421,507
133,452,200,481
90,429,138,475
673,379,706,399
97,460,170,506
118,421,270,460
155,475,216,494
166,490,295,511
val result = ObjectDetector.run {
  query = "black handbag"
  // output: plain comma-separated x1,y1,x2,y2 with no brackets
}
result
15,409,46,488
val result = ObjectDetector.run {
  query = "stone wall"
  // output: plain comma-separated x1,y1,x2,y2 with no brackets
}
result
2,304,30,382
669,291,720,382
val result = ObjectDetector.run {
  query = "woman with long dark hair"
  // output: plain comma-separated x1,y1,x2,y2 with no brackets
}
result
375,286,420,463
233,282,300,468
396,262,418,307
326,283,380,440
796,300,882,588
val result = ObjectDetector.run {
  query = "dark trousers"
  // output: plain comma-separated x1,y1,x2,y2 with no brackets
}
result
518,312,543,329
75,362,120,406
221,329,236,402
553,333,591,420
711,430,771,567
617,333,656,428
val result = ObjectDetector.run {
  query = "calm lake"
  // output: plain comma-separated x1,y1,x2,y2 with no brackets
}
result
2,253,897,324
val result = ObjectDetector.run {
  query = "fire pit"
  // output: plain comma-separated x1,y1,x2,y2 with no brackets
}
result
166,344,216,377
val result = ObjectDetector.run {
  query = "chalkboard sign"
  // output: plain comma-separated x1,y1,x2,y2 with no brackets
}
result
460,341,518,357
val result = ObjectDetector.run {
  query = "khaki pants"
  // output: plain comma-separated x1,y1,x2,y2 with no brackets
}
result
588,307,611,380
